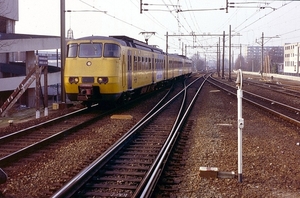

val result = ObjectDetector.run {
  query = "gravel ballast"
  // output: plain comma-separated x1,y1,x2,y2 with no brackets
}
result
1,77,300,197
175,80,300,197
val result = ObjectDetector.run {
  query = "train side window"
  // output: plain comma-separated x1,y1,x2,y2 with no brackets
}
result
159,59,162,69
144,57,148,70
128,55,132,70
134,56,137,70
67,43,78,58
79,43,102,58
104,43,121,58
138,57,141,70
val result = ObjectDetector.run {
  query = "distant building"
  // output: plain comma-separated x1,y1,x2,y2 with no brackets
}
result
284,43,300,74
244,45,284,73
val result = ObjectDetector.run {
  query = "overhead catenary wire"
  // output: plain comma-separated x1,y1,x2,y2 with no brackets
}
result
234,1,293,33
78,0,181,50
77,0,300,56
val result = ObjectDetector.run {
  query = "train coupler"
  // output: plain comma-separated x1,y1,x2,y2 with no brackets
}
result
78,84,93,101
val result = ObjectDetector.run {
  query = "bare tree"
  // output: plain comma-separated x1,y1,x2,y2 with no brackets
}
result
191,53,206,71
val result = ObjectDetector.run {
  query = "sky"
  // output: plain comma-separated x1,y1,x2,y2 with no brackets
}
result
15,0,300,59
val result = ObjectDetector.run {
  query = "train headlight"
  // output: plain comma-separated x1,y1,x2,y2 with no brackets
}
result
69,77,79,84
86,61,92,66
97,77,108,84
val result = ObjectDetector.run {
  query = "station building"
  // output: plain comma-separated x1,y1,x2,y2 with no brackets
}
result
0,0,61,115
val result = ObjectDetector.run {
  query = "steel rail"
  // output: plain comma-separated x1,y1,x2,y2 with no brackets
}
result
140,75,208,197
0,105,117,167
207,76,300,127
0,106,89,142
51,75,205,198
0,88,168,167
243,79,300,98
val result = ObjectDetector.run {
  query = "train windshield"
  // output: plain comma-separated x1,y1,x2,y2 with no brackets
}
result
104,43,121,58
67,44,78,58
79,43,102,58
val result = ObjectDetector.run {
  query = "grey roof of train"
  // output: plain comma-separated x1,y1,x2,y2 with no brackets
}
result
75,36,127,46
75,35,165,54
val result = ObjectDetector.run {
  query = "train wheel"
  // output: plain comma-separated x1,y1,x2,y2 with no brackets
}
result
118,93,131,105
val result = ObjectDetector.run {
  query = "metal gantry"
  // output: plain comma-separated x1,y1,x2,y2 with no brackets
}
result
166,30,241,79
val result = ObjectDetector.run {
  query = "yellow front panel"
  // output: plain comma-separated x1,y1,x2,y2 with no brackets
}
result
64,58,123,94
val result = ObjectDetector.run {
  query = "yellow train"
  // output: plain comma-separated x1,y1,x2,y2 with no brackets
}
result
64,35,192,105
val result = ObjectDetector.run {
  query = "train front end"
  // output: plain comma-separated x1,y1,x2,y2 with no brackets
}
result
64,36,125,105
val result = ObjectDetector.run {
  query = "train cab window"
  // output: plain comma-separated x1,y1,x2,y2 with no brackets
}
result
79,43,102,58
67,43,78,58
104,43,121,58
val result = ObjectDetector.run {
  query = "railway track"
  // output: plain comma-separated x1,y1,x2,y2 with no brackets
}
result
2,73,300,197
207,76,300,126
0,86,172,170
243,78,300,98
0,107,112,167
51,75,207,197
0,78,190,196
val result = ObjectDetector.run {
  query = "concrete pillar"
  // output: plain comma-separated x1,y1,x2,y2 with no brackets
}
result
26,51,37,108
26,51,36,74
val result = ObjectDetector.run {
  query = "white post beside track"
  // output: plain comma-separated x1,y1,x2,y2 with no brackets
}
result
236,69,244,183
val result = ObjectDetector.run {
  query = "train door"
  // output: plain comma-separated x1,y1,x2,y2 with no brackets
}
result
122,54,126,88
127,50,132,89
164,55,168,80
152,54,154,83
